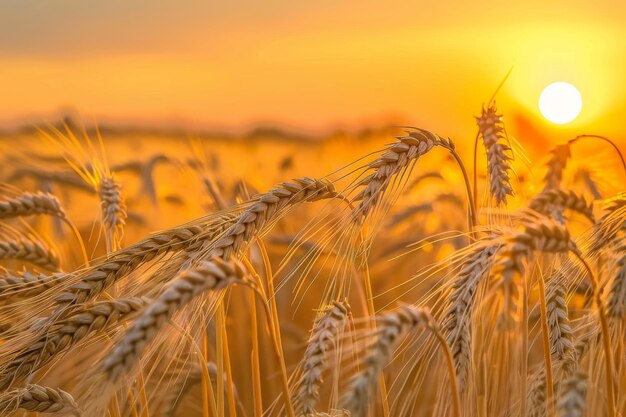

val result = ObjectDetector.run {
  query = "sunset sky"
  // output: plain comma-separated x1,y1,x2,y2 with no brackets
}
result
1,1,625,141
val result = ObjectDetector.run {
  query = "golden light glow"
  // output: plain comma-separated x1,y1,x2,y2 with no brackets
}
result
538,82,583,124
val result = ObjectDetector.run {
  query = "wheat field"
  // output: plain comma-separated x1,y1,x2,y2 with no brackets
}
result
0,105,624,417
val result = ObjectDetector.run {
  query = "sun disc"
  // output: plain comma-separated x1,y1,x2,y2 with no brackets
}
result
538,82,582,124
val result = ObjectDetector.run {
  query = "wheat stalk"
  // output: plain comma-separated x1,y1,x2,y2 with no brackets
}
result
556,372,587,417
0,191,66,219
293,301,350,416
101,257,249,382
0,384,80,415
476,104,514,205
443,242,497,391
0,297,148,390
494,217,576,330
0,235,60,271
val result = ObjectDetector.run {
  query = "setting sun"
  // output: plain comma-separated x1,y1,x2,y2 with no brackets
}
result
538,81,583,124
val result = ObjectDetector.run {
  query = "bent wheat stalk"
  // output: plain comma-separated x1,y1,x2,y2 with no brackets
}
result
569,134,626,177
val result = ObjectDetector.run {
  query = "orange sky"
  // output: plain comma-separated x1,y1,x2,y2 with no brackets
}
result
1,0,625,142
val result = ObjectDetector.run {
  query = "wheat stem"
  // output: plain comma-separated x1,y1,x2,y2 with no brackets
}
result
573,253,615,417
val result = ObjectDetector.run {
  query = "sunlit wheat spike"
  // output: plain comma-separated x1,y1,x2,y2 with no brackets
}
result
546,276,575,363
211,177,337,259
476,104,514,205
341,305,431,417
0,270,65,300
55,217,234,306
0,297,148,390
529,188,595,222
443,242,497,391
607,248,626,320
494,217,576,330
101,256,249,382
352,128,453,219
294,301,350,416
544,143,572,190
0,191,66,220
556,372,587,417
0,235,60,271
98,176,127,249
0,384,80,416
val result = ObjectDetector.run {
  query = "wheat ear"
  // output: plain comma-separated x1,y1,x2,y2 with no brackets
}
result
0,191,66,219
0,235,60,271
0,384,80,415
546,277,576,364
55,219,233,306
352,129,456,219
210,177,337,259
293,301,350,416
341,305,431,417
607,248,626,320
494,217,576,330
0,270,65,300
476,104,514,205
101,256,249,382
529,189,594,223
556,372,587,417
0,297,148,390
544,144,572,190
589,192,626,255
98,176,127,250
443,242,497,390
